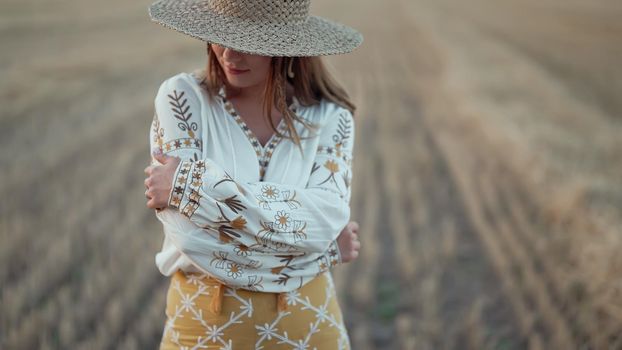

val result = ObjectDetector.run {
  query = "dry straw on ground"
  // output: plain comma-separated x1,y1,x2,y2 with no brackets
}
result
1,0,621,349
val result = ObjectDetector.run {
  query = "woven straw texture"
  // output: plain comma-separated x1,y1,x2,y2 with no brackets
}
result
148,0,363,56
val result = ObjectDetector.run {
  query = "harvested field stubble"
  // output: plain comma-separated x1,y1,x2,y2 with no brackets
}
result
1,0,621,348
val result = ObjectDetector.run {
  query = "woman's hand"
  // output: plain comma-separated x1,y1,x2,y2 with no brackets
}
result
337,221,360,263
144,151,181,210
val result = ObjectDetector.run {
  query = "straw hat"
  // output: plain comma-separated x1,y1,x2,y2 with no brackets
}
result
148,0,363,57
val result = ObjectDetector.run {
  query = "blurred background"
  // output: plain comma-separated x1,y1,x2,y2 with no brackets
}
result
2,0,622,349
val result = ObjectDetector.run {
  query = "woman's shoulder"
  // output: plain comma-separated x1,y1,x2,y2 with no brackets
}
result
308,98,353,129
155,71,216,104
306,98,352,126
157,71,203,93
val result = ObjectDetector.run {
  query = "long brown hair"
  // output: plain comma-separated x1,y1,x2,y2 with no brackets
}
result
195,44,356,152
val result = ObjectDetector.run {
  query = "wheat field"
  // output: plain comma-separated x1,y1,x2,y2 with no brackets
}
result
1,0,621,349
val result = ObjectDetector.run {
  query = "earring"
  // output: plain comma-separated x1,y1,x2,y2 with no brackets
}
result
287,58,295,79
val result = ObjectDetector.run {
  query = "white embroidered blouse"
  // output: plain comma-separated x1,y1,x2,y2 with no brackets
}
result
149,71,355,293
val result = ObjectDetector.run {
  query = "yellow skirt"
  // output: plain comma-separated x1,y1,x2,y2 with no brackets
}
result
159,270,351,350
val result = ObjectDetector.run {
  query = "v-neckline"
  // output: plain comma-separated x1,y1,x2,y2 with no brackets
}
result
218,86,300,180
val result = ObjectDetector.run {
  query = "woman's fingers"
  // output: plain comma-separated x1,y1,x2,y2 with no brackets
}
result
143,158,178,209
352,239,361,250
352,221,359,231
338,226,361,263
146,198,156,209
340,224,350,235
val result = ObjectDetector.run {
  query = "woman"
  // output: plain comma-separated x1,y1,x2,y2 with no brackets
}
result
143,0,363,348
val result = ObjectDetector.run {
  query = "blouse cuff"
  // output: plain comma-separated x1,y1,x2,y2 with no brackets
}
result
316,240,342,274
168,160,193,210
170,159,209,219
327,240,342,266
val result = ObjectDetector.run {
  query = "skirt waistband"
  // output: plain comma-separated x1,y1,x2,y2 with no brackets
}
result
172,270,289,314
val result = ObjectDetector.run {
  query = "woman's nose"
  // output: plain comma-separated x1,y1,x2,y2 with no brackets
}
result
222,47,241,61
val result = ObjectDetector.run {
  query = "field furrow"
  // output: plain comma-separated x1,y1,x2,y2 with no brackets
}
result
2,0,621,348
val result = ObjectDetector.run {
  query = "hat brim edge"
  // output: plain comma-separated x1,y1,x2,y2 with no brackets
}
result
148,3,363,57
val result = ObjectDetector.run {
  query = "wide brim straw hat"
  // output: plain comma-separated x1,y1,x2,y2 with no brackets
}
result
148,0,363,57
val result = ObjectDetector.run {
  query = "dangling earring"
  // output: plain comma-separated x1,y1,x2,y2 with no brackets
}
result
287,58,295,79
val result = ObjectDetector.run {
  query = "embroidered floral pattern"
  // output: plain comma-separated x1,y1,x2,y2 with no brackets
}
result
274,210,292,229
234,243,252,257
262,185,279,199
152,73,349,296
152,113,164,150
226,262,243,279
213,203,245,243
180,160,205,217
317,241,342,272
169,161,192,209
255,187,302,211
168,89,198,138
210,251,263,271
245,275,264,291
332,111,352,155
316,145,352,166
309,112,355,200
218,87,298,181
247,234,300,255
161,137,202,154
150,89,203,163
221,194,247,214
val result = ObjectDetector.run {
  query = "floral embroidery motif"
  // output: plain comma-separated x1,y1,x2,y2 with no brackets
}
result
210,251,263,271
154,101,201,162
234,243,252,257
157,76,354,296
247,234,300,255
244,275,264,291
255,186,302,210
274,210,292,229
212,171,238,190
310,162,321,176
261,185,279,199
316,145,352,165
221,194,247,214
226,262,243,279
169,161,192,209
180,160,205,217
161,137,202,154
168,89,198,138
317,241,341,272
310,111,355,199
152,113,164,149
211,202,245,243
332,111,352,155
257,217,308,245
270,254,306,287
210,251,231,270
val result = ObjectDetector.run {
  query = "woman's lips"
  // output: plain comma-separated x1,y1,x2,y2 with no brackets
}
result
225,66,249,75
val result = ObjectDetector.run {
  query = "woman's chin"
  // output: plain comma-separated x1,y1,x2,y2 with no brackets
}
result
225,77,261,91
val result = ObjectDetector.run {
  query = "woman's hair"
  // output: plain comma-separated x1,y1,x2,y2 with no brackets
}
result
194,44,356,150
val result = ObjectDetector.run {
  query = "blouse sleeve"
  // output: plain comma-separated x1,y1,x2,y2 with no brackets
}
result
168,97,355,256
150,73,342,291
149,74,202,164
